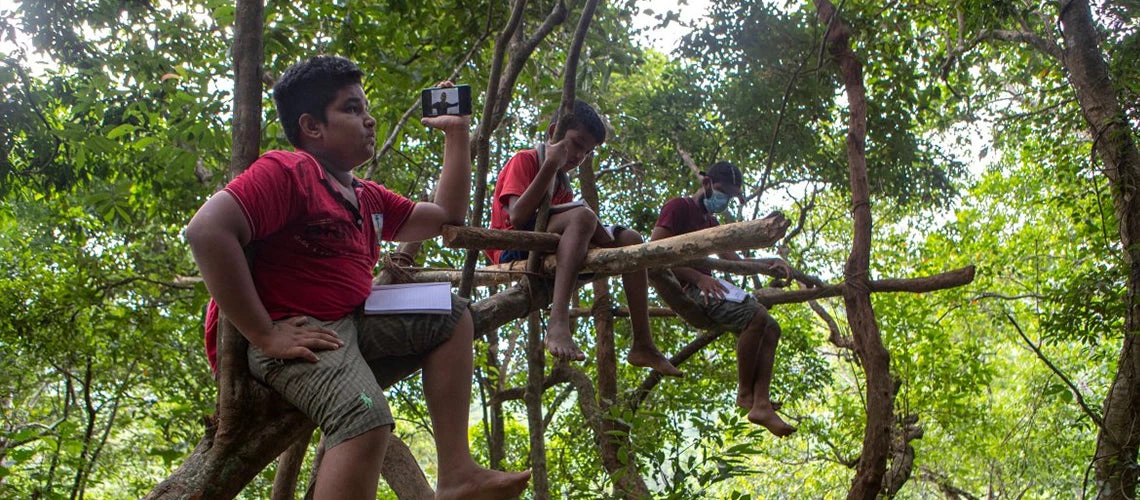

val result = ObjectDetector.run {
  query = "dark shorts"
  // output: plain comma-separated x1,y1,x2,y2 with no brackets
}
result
684,285,762,333
247,294,469,449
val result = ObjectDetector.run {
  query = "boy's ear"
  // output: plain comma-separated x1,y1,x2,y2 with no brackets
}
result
298,113,323,142
545,121,557,141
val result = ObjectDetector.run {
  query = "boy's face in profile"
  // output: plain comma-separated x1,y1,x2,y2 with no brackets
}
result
307,83,376,169
553,126,599,172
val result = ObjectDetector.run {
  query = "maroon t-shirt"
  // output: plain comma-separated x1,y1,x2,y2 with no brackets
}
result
203,149,416,371
654,196,718,275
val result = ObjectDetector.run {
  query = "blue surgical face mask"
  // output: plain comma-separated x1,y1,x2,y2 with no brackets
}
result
703,189,731,214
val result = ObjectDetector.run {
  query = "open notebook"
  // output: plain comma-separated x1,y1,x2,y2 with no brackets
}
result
364,282,452,315
713,278,750,303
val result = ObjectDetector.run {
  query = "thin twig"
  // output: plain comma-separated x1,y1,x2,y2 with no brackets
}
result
999,309,1104,429
363,28,492,179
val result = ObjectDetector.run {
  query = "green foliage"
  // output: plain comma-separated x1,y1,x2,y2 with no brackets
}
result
2,0,1136,497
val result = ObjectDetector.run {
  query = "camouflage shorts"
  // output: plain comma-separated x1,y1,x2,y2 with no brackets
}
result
684,285,762,333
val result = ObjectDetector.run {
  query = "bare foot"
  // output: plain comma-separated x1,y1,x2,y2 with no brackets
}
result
736,390,752,410
747,400,796,437
436,467,531,500
628,346,683,377
738,394,783,411
544,323,586,361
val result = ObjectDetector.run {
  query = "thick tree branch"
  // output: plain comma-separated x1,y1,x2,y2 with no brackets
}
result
814,0,894,496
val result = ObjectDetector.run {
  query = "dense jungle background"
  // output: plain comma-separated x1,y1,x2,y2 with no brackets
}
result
2,0,1139,498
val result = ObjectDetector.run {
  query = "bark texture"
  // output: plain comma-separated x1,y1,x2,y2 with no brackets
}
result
547,214,790,274
580,157,652,497
814,1,894,497
270,432,310,500
1057,1,1140,496
379,438,434,500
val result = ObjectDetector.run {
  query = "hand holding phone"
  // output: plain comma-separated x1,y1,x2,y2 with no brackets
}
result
421,84,472,117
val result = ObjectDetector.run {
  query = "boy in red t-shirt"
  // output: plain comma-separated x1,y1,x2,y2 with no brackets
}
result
487,100,681,377
186,56,529,499
651,161,796,437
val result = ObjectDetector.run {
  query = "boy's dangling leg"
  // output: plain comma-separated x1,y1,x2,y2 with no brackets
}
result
736,313,766,411
425,309,532,499
744,311,796,437
542,207,597,361
612,228,682,377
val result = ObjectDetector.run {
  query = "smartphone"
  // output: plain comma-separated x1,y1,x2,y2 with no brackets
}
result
421,84,472,117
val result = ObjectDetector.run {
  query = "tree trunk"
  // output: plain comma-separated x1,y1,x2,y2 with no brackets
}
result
1057,1,1140,497
147,410,316,499
380,437,435,500
524,311,549,499
580,156,651,497
813,1,895,497
270,432,311,500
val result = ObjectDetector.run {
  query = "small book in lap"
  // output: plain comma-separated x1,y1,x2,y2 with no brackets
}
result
364,282,452,315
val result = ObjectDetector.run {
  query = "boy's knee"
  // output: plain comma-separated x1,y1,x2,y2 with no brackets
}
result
453,309,474,340
570,205,598,224
616,227,643,246
350,425,391,449
746,308,778,335
327,425,390,464
557,206,598,236
765,319,782,339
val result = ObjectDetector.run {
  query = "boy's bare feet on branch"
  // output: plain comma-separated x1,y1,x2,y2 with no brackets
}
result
436,467,532,500
628,345,683,377
544,323,586,361
747,400,796,437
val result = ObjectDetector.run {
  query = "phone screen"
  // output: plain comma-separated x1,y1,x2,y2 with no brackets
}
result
421,85,472,117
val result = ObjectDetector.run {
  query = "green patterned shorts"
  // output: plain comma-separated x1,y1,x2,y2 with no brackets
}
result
248,294,469,449
684,285,762,333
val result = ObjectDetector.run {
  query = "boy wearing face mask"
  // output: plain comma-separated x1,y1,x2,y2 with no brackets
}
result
650,161,796,437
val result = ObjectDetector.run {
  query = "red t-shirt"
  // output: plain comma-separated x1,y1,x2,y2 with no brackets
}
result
486,149,573,264
203,149,415,372
655,197,718,276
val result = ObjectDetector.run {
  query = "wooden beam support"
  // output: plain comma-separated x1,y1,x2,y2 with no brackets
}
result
548,213,789,275
443,225,560,252
443,213,788,275
409,261,539,287
569,307,675,318
685,258,824,286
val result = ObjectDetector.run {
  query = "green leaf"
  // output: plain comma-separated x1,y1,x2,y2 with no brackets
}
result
107,123,136,140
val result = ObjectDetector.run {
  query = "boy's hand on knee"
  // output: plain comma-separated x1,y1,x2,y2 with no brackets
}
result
258,316,344,362
695,275,728,304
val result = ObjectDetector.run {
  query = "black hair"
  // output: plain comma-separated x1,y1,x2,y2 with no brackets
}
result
272,55,365,147
703,161,743,188
548,99,607,145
